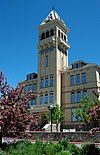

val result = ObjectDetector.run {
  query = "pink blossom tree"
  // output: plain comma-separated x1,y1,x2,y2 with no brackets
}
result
0,71,38,146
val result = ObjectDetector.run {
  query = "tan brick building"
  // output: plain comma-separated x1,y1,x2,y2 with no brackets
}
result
19,9,100,130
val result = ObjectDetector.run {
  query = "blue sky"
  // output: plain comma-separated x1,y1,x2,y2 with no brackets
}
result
0,0,100,87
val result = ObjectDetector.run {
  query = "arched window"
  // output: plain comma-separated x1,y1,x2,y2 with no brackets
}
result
46,31,49,38
64,35,66,42
41,32,45,40
58,30,60,37
50,29,54,36
61,33,63,39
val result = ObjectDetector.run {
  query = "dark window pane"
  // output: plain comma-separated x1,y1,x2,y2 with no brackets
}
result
77,92,81,103
31,99,36,106
40,95,43,104
64,35,66,42
61,33,63,39
82,73,86,84
76,74,80,84
78,63,82,68
73,64,77,69
46,31,49,38
41,32,45,40
58,30,60,37
82,91,87,98
50,76,54,87
40,79,44,89
45,94,48,104
50,29,54,36
33,83,36,91
45,78,48,87
70,75,74,85
71,93,75,103
29,84,32,91
50,94,53,103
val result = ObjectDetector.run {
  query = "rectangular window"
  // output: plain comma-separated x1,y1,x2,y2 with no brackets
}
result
77,92,81,103
71,92,75,103
76,74,80,84
45,94,48,104
78,63,82,68
29,84,32,91
72,109,76,122
24,85,29,94
82,73,86,84
50,93,54,103
45,78,48,87
70,75,74,85
50,76,54,87
64,35,66,42
40,79,44,89
72,64,77,69
58,30,60,37
46,55,48,67
31,99,36,106
40,95,43,104
82,90,87,98
33,83,36,91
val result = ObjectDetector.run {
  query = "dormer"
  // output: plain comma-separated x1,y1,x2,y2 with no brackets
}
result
71,60,87,69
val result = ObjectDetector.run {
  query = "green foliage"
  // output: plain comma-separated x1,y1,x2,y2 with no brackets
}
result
58,139,69,150
55,150,72,155
82,143,100,155
1,140,100,155
0,148,6,155
76,96,96,129
67,144,83,155
45,104,64,132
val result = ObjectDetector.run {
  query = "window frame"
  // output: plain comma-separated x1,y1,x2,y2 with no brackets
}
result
76,74,80,85
50,93,54,104
70,75,74,85
82,73,86,84
71,92,75,103
40,95,43,104
82,90,87,98
31,99,36,106
40,78,44,89
45,94,48,104
33,83,36,91
77,91,81,103
45,78,48,87
50,76,54,87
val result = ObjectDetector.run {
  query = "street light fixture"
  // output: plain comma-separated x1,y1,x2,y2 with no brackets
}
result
47,105,55,132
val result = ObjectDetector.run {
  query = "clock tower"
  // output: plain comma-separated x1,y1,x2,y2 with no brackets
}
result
37,8,70,108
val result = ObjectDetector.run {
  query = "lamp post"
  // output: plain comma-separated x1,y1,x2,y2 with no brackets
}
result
47,105,54,132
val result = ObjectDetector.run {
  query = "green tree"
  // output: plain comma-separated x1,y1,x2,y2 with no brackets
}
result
45,104,64,132
76,96,96,130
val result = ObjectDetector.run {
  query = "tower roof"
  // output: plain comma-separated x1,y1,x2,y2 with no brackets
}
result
41,9,66,27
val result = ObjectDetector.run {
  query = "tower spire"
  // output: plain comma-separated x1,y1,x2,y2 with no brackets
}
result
52,6,54,11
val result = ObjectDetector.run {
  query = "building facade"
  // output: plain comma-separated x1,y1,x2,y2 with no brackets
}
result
19,9,100,130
